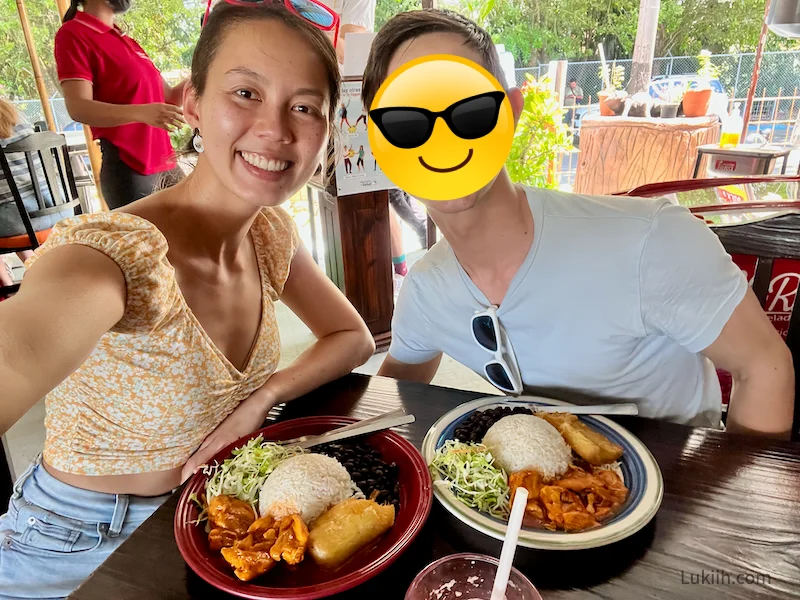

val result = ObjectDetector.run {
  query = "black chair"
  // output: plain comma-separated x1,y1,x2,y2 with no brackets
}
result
692,207,800,441
0,131,82,299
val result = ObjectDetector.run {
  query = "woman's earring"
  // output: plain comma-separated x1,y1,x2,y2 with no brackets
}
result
192,129,204,153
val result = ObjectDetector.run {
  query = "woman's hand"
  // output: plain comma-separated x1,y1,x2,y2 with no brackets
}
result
180,390,278,483
135,103,185,131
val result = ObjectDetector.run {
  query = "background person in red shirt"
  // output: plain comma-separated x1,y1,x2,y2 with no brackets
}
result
55,0,187,209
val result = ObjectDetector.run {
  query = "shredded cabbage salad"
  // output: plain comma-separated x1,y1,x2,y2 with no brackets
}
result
201,435,308,513
429,440,510,519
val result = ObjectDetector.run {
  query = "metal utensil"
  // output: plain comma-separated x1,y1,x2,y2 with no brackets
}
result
278,407,408,447
529,403,639,416
294,413,416,450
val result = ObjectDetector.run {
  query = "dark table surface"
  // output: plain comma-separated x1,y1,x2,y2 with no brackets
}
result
69,374,800,600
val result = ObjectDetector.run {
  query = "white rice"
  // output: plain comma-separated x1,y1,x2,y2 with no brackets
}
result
482,414,572,479
258,453,363,525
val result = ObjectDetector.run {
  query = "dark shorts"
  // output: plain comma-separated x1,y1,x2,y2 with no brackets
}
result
99,140,184,210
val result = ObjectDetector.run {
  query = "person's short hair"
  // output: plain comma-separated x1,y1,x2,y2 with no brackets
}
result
0,97,19,140
569,78,577,83
361,9,505,111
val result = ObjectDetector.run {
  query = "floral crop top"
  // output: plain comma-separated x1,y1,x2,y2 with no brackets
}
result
26,208,299,476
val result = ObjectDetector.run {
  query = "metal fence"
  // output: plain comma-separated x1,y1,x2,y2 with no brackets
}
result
12,97,76,131
520,51,800,189
515,50,800,103
12,51,800,191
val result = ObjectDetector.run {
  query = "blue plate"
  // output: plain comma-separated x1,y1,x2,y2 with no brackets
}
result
421,396,663,550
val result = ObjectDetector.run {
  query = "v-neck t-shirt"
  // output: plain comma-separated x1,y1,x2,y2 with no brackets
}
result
54,12,174,175
389,186,748,427
25,210,299,476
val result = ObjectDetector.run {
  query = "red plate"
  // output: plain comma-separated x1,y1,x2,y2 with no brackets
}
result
174,415,433,599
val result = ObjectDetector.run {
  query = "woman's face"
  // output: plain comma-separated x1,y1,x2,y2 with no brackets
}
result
187,19,331,208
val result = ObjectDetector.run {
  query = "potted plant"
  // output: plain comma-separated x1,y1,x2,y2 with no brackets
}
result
659,83,685,118
683,50,718,117
597,63,626,116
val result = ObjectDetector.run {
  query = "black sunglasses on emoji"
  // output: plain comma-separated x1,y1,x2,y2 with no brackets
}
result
369,91,506,150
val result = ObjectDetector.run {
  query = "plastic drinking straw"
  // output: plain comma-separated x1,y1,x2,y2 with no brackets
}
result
490,486,529,600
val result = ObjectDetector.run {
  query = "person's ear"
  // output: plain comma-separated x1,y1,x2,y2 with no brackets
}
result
507,87,524,127
183,84,201,131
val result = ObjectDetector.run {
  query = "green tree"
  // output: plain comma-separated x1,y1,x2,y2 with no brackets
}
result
440,0,798,66
376,0,419,30
0,0,202,101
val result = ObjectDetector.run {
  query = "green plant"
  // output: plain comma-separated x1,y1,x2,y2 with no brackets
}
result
599,63,625,91
664,82,687,103
169,123,193,152
505,74,573,189
697,49,721,81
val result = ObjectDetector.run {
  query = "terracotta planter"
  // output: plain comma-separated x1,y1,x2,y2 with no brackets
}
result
682,88,713,117
598,92,615,116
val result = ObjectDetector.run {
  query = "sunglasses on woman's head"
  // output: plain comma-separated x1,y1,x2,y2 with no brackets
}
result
203,0,340,47
471,306,523,395
369,91,506,149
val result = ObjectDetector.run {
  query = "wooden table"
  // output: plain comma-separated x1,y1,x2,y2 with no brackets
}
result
69,374,800,600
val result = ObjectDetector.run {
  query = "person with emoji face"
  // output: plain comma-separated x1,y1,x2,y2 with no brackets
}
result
362,9,794,439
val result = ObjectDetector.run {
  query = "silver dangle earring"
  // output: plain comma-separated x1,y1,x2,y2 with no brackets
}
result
192,128,204,153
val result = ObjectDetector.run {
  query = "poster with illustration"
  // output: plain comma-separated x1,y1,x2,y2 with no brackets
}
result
335,80,396,197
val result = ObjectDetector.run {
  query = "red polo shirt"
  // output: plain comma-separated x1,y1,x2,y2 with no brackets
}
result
54,12,175,176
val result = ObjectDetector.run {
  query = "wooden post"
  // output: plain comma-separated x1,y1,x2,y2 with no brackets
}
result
16,0,56,132
53,0,108,211
627,0,661,95
742,0,773,139
421,0,437,8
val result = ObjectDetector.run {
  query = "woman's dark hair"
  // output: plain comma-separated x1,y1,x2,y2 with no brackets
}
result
191,3,340,124
166,2,341,188
63,0,83,23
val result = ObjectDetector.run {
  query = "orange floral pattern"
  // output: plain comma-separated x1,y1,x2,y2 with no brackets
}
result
25,209,299,476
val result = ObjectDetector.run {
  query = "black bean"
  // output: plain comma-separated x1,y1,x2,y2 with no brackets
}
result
374,469,384,477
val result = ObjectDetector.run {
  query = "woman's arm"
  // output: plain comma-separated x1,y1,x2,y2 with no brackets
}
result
257,244,375,405
62,80,184,130
180,245,374,480
0,245,125,434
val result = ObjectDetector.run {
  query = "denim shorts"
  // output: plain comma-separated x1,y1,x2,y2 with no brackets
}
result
0,455,171,600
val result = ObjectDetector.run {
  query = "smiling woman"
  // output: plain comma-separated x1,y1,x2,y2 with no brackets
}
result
0,4,375,599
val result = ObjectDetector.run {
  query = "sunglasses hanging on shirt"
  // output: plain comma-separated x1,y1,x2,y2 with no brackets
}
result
202,0,340,47
471,305,523,395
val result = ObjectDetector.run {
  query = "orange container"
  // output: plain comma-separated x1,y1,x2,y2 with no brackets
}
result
682,88,713,117
598,92,614,116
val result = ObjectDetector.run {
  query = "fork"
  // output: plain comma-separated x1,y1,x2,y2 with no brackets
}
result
276,407,409,447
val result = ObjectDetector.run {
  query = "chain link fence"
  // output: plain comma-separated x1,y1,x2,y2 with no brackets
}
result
12,97,76,132
11,51,800,191
515,50,800,105
514,50,800,188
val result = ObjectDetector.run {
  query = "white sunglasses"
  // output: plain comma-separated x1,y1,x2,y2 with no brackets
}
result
470,305,523,395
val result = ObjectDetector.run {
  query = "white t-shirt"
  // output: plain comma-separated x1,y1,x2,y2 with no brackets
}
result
389,187,749,428
318,0,375,30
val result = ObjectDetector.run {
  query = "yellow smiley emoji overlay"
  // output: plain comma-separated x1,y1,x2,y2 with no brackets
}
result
368,55,515,201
